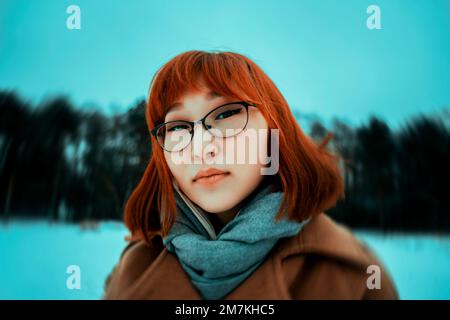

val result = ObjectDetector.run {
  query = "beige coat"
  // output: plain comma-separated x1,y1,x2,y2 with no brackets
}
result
103,213,399,299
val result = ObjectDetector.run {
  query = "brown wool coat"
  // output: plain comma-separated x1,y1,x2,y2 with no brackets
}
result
103,213,399,300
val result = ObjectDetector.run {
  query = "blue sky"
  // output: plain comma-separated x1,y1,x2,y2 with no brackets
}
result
0,0,449,128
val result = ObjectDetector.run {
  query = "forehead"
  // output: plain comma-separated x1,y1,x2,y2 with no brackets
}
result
166,90,223,114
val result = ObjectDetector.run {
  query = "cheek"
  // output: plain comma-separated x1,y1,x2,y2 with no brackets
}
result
232,114,269,166
164,152,190,184
233,133,268,166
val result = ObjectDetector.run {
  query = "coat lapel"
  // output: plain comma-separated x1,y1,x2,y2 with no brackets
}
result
121,249,201,299
120,241,292,299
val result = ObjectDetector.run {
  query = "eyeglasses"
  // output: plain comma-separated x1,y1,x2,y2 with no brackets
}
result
151,101,255,152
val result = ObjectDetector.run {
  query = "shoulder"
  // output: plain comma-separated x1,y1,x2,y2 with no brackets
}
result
275,213,399,299
102,238,163,299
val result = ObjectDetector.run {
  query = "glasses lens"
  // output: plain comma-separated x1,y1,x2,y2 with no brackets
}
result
156,121,192,152
205,103,248,138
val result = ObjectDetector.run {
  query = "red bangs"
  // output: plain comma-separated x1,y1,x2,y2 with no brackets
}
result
148,51,263,125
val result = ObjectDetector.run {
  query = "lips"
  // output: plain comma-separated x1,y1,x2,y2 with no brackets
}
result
193,167,230,182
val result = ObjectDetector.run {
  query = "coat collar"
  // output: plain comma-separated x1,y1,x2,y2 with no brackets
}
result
121,246,291,299
119,213,372,299
276,213,374,268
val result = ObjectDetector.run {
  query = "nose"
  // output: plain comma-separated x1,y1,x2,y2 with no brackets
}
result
191,121,218,162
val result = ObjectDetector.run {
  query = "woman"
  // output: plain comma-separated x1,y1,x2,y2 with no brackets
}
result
103,50,398,300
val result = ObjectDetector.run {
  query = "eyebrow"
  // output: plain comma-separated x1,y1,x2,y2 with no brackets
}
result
166,91,222,114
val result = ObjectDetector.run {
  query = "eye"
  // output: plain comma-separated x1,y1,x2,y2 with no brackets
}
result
166,123,190,132
215,108,242,120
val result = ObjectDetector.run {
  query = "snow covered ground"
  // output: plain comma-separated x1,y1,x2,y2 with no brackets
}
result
0,220,449,299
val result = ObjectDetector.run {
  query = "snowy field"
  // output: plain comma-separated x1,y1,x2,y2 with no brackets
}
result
0,220,449,300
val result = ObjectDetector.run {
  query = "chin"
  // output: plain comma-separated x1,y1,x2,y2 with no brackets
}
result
195,198,238,213
197,203,230,213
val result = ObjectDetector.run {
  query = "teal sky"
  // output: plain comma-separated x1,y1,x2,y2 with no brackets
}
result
0,0,449,128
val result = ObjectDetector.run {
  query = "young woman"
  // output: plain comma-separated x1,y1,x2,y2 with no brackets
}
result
103,50,398,300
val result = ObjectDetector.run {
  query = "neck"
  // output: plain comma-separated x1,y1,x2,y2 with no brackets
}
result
205,205,242,234
205,178,275,233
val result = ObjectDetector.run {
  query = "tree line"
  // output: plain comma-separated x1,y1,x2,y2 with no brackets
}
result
1,90,449,232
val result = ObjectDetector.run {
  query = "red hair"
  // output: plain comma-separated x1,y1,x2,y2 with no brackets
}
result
125,50,345,246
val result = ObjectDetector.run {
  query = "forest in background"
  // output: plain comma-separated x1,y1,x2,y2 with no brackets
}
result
1,90,449,232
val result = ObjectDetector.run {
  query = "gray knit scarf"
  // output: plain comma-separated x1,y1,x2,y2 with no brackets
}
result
162,182,309,300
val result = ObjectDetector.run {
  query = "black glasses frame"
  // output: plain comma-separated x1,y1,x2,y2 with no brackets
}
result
151,101,255,152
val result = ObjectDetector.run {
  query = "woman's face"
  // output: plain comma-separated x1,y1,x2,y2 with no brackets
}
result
163,85,269,218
